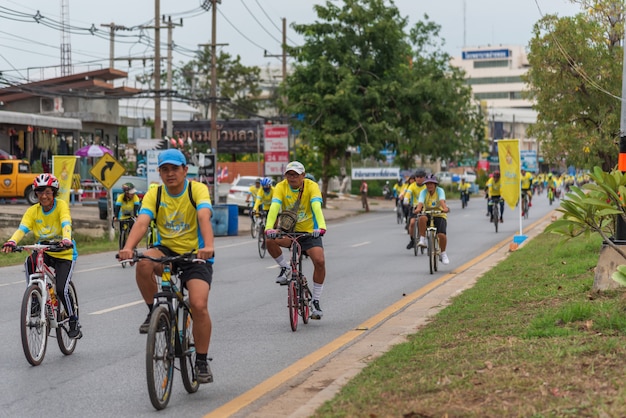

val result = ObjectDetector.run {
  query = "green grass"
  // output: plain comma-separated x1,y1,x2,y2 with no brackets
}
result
313,232,626,417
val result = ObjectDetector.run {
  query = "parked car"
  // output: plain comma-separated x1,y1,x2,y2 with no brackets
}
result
434,172,454,185
227,176,260,214
98,176,148,220
461,170,477,183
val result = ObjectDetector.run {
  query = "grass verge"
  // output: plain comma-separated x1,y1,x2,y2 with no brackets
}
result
313,232,626,417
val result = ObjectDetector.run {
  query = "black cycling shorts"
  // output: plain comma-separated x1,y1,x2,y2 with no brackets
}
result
422,215,447,235
296,235,324,252
154,246,213,287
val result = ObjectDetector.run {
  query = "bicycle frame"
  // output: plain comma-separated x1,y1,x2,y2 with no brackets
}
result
422,211,442,274
277,232,312,332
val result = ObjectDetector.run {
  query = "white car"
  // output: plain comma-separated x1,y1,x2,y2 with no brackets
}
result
227,176,260,214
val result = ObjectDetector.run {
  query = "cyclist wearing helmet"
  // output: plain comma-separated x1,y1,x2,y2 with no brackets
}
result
253,177,274,216
415,174,451,265
246,178,262,205
405,171,427,249
2,173,81,338
114,182,141,224
485,170,504,222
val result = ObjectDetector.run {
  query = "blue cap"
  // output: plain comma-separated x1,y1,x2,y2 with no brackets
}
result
158,149,187,167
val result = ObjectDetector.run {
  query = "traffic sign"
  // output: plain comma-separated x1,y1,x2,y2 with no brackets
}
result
89,153,125,190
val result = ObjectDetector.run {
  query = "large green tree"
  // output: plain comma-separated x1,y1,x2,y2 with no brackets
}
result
284,0,482,199
524,0,624,171
175,50,264,119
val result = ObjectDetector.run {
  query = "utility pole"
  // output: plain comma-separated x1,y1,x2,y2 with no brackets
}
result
154,0,162,139
264,18,290,118
163,16,183,138
616,16,626,242
100,22,129,69
210,0,221,202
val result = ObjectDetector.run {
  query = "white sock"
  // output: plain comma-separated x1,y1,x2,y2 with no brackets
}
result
275,254,289,269
313,283,323,301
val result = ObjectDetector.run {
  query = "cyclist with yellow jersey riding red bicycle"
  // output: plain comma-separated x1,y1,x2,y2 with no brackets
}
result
415,174,451,265
2,173,81,338
118,149,216,384
252,177,274,216
265,161,327,320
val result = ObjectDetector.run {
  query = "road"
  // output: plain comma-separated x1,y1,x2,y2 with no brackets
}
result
0,193,556,417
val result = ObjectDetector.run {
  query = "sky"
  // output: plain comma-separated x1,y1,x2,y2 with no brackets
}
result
0,0,581,86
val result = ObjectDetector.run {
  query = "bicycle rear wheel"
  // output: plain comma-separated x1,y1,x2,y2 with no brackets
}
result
300,278,311,325
257,225,266,259
146,305,174,410
434,236,439,272
413,223,419,257
523,196,529,219
250,216,257,238
428,232,435,275
56,281,78,355
493,203,499,233
288,280,298,332
179,307,199,394
21,284,48,366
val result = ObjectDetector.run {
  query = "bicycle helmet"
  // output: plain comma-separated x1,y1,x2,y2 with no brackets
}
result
423,174,438,185
493,170,501,178
260,177,272,188
122,182,137,194
33,173,59,191
415,170,427,178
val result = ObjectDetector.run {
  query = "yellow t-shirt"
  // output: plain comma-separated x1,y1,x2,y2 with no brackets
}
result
266,178,327,232
9,198,76,261
486,177,502,197
115,194,140,219
139,180,213,255
521,172,533,190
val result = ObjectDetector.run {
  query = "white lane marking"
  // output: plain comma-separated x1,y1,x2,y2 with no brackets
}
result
351,241,370,247
0,280,23,287
90,300,144,315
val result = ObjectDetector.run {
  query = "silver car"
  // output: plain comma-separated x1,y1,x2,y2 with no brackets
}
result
227,176,260,214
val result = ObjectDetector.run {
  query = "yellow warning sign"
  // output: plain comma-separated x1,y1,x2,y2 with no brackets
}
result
89,153,125,190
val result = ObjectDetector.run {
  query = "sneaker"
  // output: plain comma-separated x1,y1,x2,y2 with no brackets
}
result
68,317,83,339
500,217,503,223
310,300,323,320
275,267,289,285
529,202,532,207
139,313,151,334
418,237,427,248
406,239,415,250
195,359,214,384
440,252,450,265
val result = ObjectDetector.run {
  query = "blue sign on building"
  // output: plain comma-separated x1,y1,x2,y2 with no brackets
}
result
462,49,510,60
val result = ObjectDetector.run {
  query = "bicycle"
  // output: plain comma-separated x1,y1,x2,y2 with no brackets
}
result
13,242,79,366
421,210,442,274
460,190,469,209
248,201,257,238
548,187,555,205
521,191,530,219
489,197,502,233
255,210,267,259
114,217,136,267
275,232,313,332
119,251,203,410
396,200,405,224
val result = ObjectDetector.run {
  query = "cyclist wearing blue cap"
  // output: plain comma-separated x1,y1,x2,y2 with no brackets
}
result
118,148,216,384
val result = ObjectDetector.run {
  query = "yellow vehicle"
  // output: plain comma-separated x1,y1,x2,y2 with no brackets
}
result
0,160,40,204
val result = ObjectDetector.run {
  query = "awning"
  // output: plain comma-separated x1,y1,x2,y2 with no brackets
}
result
0,110,82,130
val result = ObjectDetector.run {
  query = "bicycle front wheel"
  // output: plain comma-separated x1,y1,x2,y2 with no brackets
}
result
258,227,266,259
21,284,48,366
288,280,298,332
493,204,499,233
56,281,78,355
428,232,435,275
146,305,174,410
179,307,199,394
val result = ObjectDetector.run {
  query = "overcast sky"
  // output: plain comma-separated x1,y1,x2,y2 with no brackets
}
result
0,0,580,84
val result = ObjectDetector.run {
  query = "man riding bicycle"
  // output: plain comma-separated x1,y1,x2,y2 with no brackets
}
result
485,171,504,223
252,177,274,221
2,173,81,338
113,182,141,226
265,161,328,320
405,170,426,250
414,174,451,265
520,169,533,211
118,149,216,384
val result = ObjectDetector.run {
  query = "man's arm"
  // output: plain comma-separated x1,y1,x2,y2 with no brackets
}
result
197,207,214,260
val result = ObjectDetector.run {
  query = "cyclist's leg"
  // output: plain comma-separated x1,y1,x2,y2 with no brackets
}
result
499,199,505,221
301,237,325,318
266,237,291,283
182,263,213,383
417,214,428,240
435,217,448,252
24,253,36,284
49,256,81,337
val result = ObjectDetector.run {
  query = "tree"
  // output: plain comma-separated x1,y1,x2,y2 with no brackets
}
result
174,50,265,120
524,1,624,171
284,0,481,200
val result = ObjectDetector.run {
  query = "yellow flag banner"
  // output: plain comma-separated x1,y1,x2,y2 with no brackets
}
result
53,156,77,204
497,139,520,210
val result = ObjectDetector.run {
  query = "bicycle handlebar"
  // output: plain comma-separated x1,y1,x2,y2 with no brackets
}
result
116,250,206,264
421,210,444,215
13,242,72,253
274,231,312,239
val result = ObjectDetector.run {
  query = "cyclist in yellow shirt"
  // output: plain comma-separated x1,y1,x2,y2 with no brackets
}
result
113,182,141,225
415,174,451,264
405,170,426,249
485,171,504,223
520,169,533,208
253,177,274,220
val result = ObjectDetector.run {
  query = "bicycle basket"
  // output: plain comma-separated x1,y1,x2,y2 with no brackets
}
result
276,209,297,233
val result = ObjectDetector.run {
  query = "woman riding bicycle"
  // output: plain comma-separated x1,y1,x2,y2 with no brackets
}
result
1,173,81,338
414,174,451,265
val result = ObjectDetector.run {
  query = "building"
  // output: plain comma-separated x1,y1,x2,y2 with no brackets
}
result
451,45,539,170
